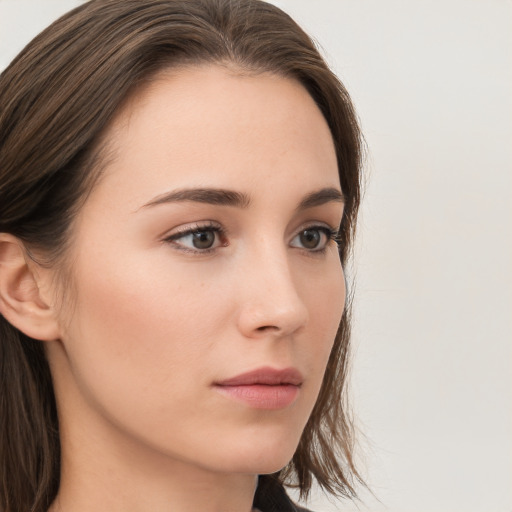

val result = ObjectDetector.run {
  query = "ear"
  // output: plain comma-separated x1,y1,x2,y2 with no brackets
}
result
0,234,60,341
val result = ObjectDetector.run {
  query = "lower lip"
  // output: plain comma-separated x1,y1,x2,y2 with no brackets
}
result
214,384,300,410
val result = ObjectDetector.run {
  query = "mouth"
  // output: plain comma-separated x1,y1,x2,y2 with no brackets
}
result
213,367,303,410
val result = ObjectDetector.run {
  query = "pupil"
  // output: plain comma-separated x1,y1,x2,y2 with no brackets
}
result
192,230,215,249
300,229,320,249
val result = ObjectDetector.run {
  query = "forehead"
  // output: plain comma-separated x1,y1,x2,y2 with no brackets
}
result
88,65,340,211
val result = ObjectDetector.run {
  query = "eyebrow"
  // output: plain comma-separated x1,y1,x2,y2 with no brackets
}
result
296,187,345,210
141,188,251,209
139,186,344,211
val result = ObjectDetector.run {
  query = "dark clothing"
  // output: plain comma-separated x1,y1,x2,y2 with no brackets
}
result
253,476,312,512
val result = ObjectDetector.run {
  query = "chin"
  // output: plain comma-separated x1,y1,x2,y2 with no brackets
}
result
217,430,301,475
253,457,294,476
226,454,295,476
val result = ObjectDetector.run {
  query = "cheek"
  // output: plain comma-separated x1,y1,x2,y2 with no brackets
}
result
60,245,225,424
296,258,346,393
304,257,345,340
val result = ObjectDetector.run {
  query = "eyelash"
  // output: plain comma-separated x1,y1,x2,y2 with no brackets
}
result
163,222,341,255
290,226,340,255
163,221,226,254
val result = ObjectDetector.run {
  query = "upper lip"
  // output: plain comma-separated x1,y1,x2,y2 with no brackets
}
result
215,367,303,387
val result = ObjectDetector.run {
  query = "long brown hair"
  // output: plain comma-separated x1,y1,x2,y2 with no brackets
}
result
0,1,363,510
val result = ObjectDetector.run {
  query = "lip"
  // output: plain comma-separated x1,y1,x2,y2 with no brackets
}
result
213,367,303,410
216,367,303,386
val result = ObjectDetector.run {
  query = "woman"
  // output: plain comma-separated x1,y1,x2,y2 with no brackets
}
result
0,1,363,511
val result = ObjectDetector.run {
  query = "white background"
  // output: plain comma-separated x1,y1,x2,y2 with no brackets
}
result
1,1,510,511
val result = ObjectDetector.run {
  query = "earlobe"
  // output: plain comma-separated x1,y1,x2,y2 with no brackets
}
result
0,234,60,341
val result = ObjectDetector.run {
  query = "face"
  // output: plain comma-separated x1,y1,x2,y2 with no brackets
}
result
49,65,345,476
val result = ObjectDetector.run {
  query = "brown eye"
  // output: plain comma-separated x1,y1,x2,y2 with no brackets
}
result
164,224,225,253
191,230,216,249
299,229,321,249
290,226,334,252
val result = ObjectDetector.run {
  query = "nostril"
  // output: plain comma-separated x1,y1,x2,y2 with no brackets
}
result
256,325,278,332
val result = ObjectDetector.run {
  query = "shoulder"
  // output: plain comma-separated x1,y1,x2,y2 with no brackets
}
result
253,475,315,512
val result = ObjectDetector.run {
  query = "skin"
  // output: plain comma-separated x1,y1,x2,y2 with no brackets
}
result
39,65,346,512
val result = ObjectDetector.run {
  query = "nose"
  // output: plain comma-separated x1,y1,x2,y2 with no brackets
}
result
236,249,309,339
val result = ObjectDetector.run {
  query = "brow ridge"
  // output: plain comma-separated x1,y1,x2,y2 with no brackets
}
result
142,188,251,209
296,187,345,210
140,186,343,211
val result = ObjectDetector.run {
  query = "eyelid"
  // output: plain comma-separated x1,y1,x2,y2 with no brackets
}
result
290,222,341,252
293,221,340,239
162,221,227,253
162,220,222,239
161,220,341,255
